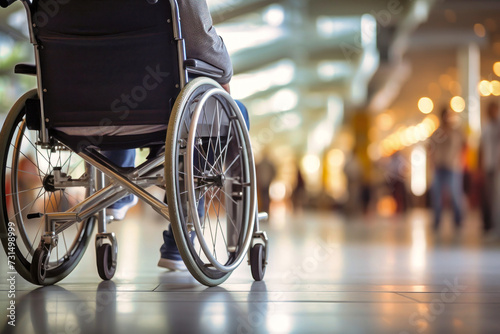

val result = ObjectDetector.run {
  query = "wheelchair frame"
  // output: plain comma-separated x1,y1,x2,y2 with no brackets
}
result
1,0,268,286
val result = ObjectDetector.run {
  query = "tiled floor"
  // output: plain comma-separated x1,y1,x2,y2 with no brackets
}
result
1,206,500,334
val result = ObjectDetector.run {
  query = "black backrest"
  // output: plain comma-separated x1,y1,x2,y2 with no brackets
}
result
33,0,180,128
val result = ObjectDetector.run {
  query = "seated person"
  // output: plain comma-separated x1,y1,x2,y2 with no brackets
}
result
105,0,249,271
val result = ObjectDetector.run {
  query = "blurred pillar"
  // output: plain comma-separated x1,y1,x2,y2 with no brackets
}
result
457,43,481,147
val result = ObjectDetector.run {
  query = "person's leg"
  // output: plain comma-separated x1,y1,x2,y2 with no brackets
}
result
482,171,493,232
492,171,500,237
450,170,464,228
235,100,250,130
101,149,138,220
431,168,444,230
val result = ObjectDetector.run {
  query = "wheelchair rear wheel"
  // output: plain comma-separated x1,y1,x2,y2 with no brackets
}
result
0,90,95,285
166,78,257,286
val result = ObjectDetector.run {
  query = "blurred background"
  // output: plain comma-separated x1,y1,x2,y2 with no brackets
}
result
2,1,500,333
1,0,500,234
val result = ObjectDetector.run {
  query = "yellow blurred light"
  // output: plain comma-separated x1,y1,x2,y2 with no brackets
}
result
494,62,500,77
450,96,465,112
376,113,394,131
439,74,452,89
474,23,486,38
422,119,434,134
416,123,430,139
479,80,492,96
491,80,500,96
418,97,434,114
269,181,287,201
426,114,440,130
399,131,411,147
381,139,393,156
406,126,418,144
377,195,397,217
301,154,321,174
327,149,345,168
367,143,381,161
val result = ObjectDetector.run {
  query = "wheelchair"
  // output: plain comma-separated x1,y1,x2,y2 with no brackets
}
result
0,0,268,286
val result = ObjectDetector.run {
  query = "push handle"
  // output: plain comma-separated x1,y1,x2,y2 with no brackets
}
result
0,0,17,8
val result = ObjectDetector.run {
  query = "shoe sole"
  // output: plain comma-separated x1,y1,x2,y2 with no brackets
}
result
158,258,187,271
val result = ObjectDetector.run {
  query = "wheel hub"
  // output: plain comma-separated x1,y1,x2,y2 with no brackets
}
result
201,173,225,188
42,174,56,192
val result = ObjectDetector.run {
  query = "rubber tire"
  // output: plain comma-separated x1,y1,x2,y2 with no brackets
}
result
30,247,48,285
0,90,96,285
250,244,266,281
97,244,116,280
165,78,233,287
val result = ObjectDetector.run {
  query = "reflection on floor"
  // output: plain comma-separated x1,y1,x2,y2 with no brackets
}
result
1,206,500,334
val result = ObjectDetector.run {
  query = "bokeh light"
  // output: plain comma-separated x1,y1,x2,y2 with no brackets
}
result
474,23,486,37
491,80,500,96
327,149,345,168
493,61,500,77
301,154,321,174
418,97,434,114
478,80,492,96
450,96,465,112
375,113,394,131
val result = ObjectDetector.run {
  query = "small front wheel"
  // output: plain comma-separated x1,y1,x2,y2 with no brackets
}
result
31,247,49,285
250,244,266,281
97,244,116,280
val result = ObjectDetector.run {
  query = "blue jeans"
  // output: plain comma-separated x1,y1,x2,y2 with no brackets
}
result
103,101,249,210
102,149,136,209
431,168,464,228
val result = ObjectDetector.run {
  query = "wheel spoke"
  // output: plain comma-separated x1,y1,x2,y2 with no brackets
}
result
209,188,228,258
222,121,234,168
224,153,241,175
8,186,44,223
5,186,44,197
21,130,53,169
10,142,46,177
214,190,240,238
7,166,42,177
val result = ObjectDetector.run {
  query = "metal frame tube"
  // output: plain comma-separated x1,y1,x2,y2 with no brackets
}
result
169,0,188,88
20,0,49,144
79,149,170,221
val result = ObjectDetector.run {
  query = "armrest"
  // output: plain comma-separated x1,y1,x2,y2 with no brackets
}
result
15,63,37,76
185,59,223,79
0,0,17,8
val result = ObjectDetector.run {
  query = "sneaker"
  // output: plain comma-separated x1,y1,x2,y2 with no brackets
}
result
107,195,139,221
158,226,194,271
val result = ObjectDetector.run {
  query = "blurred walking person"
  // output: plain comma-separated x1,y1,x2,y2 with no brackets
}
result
256,152,276,215
428,107,466,231
479,102,500,239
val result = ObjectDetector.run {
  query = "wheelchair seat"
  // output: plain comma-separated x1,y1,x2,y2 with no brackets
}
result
33,0,179,150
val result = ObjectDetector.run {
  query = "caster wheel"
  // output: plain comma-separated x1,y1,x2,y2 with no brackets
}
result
250,243,266,281
97,244,116,280
31,247,48,285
